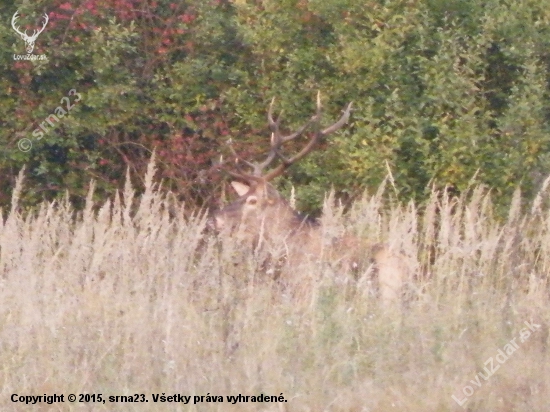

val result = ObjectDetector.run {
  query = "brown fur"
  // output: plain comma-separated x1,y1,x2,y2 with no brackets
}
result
213,93,408,304
214,180,408,305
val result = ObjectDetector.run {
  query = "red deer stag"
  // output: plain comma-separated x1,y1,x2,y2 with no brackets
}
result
214,93,406,305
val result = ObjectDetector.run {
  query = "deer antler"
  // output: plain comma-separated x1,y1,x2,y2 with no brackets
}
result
225,139,266,181
32,13,49,40
12,12,48,39
11,12,25,37
264,92,352,181
225,92,352,184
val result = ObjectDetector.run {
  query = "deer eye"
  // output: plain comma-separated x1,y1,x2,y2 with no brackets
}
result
246,196,258,205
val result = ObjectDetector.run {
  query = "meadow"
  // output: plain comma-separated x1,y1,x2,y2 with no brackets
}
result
1,161,548,411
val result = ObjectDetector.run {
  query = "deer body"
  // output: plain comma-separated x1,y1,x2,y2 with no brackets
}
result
214,93,407,305
215,180,405,304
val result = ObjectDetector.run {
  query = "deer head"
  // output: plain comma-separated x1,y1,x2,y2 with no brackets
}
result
212,95,409,306
12,11,49,54
214,92,353,237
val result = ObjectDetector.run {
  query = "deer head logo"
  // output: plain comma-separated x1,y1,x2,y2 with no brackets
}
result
11,11,49,54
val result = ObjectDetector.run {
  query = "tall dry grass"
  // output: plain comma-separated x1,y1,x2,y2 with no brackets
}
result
0,160,548,411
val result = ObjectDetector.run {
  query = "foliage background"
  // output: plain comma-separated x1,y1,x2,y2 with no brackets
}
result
1,0,549,214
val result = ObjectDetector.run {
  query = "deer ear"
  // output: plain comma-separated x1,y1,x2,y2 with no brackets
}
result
230,181,250,196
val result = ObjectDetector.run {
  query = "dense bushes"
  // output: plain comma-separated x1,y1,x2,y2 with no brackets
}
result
1,0,549,214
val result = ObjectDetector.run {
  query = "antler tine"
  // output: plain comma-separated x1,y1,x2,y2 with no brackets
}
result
267,97,280,135
253,133,277,170
11,12,25,36
29,13,49,39
276,93,320,144
321,101,353,135
264,94,321,174
226,138,267,181
247,96,295,175
257,97,284,172
223,93,351,183
38,13,49,32
263,93,352,181
227,139,255,168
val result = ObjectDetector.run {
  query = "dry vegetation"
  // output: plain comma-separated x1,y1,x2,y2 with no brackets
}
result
1,160,549,412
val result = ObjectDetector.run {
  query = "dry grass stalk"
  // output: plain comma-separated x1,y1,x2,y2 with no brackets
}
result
0,160,548,411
